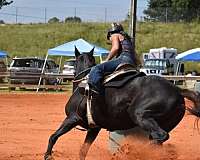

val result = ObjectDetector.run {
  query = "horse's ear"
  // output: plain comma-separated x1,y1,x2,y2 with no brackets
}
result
89,47,95,56
75,46,80,58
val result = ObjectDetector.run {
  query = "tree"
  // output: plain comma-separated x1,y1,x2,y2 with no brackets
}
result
65,16,81,23
0,20,5,24
48,17,60,24
172,0,200,21
0,0,13,9
144,0,200,22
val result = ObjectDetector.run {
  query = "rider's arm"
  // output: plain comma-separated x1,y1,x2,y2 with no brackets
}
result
105,34,120,61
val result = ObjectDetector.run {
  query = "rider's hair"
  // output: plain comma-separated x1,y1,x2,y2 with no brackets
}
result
107,23,132,42
119,30,132,41
107,22,124,40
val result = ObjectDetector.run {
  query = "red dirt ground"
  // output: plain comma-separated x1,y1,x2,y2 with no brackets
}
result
0,93,200,160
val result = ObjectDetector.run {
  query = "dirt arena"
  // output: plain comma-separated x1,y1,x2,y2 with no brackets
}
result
0,92,200,160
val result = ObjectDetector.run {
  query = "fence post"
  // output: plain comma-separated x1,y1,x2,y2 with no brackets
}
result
15,7,18,24
44,8,47,23
165,7,168,23
104,8,107,24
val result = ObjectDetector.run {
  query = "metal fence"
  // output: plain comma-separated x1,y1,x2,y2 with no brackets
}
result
0,6,131,24
0,72,74,91
0,6,199,24
1,72,200,92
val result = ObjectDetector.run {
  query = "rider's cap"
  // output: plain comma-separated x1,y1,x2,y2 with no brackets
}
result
107,22,124,40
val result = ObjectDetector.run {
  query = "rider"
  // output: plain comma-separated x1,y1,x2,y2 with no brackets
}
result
80,22,136,95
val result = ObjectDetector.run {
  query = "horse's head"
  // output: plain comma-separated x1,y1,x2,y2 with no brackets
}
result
74,46,96,77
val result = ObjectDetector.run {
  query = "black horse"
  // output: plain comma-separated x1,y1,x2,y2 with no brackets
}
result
44,47,200,160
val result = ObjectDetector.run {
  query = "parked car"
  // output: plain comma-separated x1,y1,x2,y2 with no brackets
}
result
9,57,59,85
62,59,75,81
0,60,7,82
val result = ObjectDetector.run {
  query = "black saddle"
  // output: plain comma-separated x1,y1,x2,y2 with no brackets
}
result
74,64,146,89
100,63,145,88
104,69,146,88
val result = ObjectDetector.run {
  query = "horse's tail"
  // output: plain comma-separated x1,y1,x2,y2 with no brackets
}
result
181,89,200,117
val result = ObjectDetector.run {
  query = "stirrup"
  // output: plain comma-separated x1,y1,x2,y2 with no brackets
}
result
78,85,99,97
78,82,88,95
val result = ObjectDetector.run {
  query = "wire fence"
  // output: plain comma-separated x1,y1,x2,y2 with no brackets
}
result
0,6,199,24
0,72,200,91
143,7,200,23
0,6,133,24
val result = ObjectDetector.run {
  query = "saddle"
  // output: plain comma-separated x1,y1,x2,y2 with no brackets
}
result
103,63,146,88
76,63,146,90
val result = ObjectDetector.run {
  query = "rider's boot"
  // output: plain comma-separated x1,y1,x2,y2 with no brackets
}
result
78,82,87,95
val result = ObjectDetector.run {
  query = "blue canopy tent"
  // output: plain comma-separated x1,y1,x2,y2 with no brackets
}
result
175,48,200,76
176,48,200,61
0,50,9,71
48,38,109,59
37,38,109,92
47,38,109,71
0,50,8,58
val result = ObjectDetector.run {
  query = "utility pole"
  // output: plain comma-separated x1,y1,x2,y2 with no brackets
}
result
129,0,137,48
74,8,76,17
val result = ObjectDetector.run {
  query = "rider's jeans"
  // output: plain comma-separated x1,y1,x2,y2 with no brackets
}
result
88,52,135,92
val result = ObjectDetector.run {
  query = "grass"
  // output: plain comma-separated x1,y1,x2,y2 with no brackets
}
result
0,21,200,71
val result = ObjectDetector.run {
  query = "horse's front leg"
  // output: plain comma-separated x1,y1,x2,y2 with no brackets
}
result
79,127,101,160
44,114,81,160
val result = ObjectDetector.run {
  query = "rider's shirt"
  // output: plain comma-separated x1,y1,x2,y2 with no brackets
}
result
116,33,134,60
120,38,133,53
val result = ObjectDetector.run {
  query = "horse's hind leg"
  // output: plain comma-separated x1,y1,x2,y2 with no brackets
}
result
44,114,81,160
136,117,169,144
129,109,169,144
79,128,101,160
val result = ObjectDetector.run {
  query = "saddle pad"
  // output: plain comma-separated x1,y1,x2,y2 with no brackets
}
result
104,71,146,88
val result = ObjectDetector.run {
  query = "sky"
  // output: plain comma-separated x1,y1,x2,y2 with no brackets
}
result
0,0,148,23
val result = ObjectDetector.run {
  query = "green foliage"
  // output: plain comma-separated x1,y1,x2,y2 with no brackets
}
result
0,22,200,71
136,22,200,53
144,0,200,22
0,0,13,9
0,20,5,24
0,22,109,58
65,16,82,23
143,0,172,22
48,17,60,24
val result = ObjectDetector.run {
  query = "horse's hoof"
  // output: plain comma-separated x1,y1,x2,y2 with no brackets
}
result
44,154,54,160
150,140,163,146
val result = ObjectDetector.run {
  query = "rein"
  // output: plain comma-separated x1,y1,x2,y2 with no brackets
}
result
72,77,87,83
73,68,92,83
72,88,89,131
72,88,86,120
